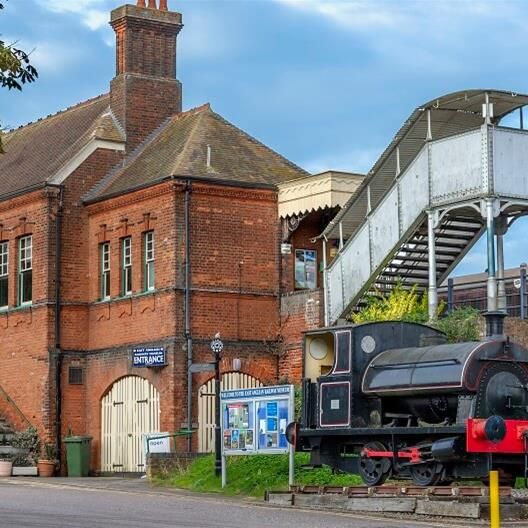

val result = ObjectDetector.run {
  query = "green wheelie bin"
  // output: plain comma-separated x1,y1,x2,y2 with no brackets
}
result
64,436,92,477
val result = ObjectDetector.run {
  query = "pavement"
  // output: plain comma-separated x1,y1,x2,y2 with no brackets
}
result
0,477,527,528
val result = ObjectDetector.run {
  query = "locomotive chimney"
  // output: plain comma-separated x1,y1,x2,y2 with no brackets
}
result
484,311,506,337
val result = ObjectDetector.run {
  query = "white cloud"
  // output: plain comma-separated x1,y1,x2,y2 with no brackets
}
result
32,41,80,73
273,0,522,74
275,0,408,31
2,34,80,74
35,0,109,30
178,10,234,59
83,10,109,31
274,0,513,31
302,146,382,174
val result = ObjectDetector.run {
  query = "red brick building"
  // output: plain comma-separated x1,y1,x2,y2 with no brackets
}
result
0,1,362,472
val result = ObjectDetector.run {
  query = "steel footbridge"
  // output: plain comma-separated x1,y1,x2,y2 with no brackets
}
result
321,90,528,325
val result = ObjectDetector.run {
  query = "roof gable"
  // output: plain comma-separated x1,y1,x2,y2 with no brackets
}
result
0,94,124,199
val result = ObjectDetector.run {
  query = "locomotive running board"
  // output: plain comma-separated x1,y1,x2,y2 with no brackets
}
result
299,424,466,437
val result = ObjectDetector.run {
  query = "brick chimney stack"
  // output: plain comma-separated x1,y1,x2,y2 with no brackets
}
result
110,1,183,150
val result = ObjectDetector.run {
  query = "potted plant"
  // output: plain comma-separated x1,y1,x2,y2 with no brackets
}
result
11,426,40,476
37,444,57,477
0,454,13,477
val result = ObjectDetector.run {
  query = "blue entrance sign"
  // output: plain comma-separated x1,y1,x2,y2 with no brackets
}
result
132,347,166,368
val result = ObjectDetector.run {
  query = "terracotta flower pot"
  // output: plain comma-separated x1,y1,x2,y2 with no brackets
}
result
0,460,12,477
37,460,55,477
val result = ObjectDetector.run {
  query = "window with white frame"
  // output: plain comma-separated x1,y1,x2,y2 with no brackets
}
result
0,241,8,309
121,237,132,295
144,231,155,291
100,242,111,300
18,235,32,305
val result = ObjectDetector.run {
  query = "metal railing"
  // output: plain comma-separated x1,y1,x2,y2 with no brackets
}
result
440,268,528,318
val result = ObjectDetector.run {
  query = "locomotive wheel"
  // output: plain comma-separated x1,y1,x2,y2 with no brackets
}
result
358,441,392,486
410,462,442,486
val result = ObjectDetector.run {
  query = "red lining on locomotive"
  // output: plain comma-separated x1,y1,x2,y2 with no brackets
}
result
362,446,422,463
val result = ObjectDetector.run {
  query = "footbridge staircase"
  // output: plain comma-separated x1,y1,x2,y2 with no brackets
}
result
322,90,528,325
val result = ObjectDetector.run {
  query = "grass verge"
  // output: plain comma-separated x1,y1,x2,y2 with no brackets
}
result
155,453,361,498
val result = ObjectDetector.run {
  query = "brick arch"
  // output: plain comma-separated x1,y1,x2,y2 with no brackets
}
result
218,357,274,385
197,370,263,453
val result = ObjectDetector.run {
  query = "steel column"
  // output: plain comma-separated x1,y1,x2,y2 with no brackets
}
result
496,232,506,311
521,267,527,320
427,211,438,321
447,278,454,313
486,199,497,312
322,238,329,327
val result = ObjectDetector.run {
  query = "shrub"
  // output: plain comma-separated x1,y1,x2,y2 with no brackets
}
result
351,284,443,324
11,426,40,466
433,306,481,343
350,283,480,344
43,443,58,461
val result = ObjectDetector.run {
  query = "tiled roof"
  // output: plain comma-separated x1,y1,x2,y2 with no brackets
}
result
0,94,123,199
87,103,309,200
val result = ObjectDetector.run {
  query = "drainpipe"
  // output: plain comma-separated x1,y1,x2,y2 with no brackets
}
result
54,187,64,468
184,181,193,451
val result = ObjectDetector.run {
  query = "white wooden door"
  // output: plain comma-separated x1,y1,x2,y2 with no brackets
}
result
101,376,160,472
198,372,262,453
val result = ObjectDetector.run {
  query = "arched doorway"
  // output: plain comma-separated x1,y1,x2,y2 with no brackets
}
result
101,376,160,473
198,372,262,453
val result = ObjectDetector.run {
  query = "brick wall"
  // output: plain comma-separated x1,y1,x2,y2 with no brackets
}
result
60,180,284,467
279,211,328,383
146,452,203,480
279,289,324,383
0,189,56,440
505,317,528,348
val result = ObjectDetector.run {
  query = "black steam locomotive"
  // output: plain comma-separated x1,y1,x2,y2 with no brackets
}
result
295,312,528,486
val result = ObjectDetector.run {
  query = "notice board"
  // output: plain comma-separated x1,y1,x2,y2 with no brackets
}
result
220,385,294,455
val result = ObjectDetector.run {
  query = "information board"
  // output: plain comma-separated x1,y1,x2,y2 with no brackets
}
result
220,385,294,456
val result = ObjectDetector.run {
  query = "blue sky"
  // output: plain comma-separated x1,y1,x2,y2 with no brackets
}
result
1,0,528,277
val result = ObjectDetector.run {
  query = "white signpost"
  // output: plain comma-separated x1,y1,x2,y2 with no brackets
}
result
220,384,295,488
144,432,172,455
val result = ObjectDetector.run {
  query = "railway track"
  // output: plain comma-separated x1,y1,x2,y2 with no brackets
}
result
288,484,513,498
266,484,525,520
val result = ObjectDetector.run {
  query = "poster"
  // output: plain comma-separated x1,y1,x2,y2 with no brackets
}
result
223,402,254,452
257,398,289,450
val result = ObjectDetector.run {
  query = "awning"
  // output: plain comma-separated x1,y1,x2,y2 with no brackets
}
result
278,170,364,219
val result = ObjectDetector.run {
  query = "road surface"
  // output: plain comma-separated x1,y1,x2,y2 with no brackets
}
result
0,478,525,528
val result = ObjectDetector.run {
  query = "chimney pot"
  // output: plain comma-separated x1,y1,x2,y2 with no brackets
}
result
137,0,146,6
148,0,156,7
159,0,168,10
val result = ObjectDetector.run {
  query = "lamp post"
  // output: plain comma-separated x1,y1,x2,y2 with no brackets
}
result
210,334,224,477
